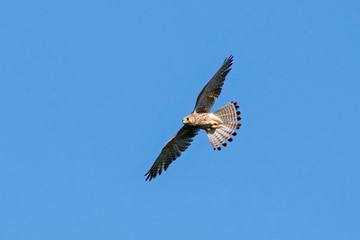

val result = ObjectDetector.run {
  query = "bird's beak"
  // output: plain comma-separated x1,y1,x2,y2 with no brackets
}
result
182,118,186,124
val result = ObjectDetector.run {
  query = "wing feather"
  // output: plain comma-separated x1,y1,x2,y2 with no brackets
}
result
145,125,199,181
194,55,233,113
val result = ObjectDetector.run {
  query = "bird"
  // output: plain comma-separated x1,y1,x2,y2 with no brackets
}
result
145,55,241,181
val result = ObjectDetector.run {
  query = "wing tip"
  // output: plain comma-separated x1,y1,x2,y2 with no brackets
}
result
145,169,158,181
225,55,234,62
223,55,234,67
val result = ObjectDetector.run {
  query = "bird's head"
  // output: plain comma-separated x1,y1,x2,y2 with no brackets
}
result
183,114,195,125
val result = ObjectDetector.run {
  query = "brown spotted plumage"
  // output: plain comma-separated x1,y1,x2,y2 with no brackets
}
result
145,55,242,181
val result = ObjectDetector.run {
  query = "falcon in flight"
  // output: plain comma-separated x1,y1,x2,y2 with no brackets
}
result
145,55,241,181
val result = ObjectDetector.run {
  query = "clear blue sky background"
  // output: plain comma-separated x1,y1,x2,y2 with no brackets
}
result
1,1,359,239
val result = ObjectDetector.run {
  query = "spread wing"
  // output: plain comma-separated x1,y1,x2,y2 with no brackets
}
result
145,125,199,181
194,55,233,113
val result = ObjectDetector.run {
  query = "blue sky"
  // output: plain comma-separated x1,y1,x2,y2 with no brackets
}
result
1,1,359,239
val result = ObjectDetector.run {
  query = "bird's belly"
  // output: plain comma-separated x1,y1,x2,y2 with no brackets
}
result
196,113,222,129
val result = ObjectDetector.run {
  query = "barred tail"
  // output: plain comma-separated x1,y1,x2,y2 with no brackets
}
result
206,101,241,151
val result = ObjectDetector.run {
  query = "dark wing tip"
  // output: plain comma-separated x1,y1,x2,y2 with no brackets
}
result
144,171,153,181
224,55,234,63
221,55,234,76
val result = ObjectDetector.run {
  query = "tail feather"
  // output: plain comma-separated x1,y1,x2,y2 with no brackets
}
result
214,131,227,147
207,129,221,150
218,125,237,137
213,101,241,122
223,122,241,129
216,127,232,141
206,101,241,151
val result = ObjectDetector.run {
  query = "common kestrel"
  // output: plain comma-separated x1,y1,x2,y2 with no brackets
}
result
145,55,241,181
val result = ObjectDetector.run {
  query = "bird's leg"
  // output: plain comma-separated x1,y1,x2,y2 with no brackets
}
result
208,114,222,129
210,120,220,128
